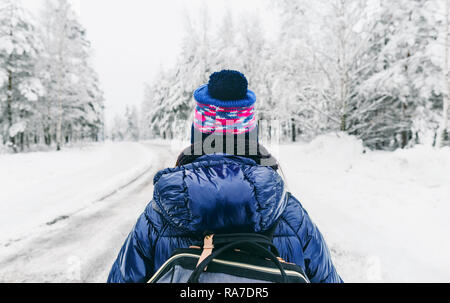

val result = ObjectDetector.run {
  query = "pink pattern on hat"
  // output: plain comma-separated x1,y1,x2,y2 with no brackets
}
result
194,103,256,135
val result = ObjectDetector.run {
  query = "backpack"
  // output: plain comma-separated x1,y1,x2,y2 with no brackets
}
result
148,233,310,283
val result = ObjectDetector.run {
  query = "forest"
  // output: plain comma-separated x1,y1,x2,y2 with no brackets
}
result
138,0,450,150
0,0,104,153
1,0,449,153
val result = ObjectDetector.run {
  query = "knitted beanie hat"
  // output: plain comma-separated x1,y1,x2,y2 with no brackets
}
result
191,70,257,144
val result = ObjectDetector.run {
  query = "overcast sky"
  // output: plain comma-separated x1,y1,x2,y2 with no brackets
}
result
22,0,276,124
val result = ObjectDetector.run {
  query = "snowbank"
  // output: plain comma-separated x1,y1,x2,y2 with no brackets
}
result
277,133,450,282
0,142,155,244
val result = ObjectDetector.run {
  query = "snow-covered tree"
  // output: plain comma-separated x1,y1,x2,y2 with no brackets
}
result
0,0,44,152
273,0,377,141
39,0,104,150
110,114,126,142
124,106,139,141
439,0,450,147
355,0,442,149
109,106,139,142
273,0,325,141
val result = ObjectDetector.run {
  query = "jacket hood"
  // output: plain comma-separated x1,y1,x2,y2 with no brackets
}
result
153,154,288,234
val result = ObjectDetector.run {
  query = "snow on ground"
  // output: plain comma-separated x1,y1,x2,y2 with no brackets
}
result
0,141,155,245
0,141,174,283
0,136,448,283
275,133,450,283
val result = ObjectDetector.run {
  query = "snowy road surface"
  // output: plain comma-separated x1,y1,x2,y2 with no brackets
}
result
0,142,176,282
0,142,157,243
1,136,449,283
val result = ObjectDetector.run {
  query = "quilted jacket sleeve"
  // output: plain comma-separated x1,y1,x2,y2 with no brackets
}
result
107,205,158,283
290,194,343,283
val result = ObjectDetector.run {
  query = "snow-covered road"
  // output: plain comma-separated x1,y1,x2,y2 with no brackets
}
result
0,142,159,244
0,142,176,282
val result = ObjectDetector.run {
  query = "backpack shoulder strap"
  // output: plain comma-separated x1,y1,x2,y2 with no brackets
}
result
261,219,281,240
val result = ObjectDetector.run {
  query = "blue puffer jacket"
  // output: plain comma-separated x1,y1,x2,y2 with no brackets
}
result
107,154,343,283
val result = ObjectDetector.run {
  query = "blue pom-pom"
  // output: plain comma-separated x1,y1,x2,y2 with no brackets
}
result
208,70,248,101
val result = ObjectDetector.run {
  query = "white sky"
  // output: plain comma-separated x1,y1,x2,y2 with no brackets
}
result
21,0,277,124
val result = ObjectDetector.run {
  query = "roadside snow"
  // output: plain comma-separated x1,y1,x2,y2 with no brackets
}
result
276,133,450,283
0,142,154,245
